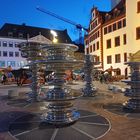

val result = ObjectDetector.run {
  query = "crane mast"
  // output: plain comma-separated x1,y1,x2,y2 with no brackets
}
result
36,6,88,44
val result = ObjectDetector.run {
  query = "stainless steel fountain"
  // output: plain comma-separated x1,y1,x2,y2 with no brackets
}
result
123,61,140,112
40,43,82,125
19,41,46,102
83,54,97,96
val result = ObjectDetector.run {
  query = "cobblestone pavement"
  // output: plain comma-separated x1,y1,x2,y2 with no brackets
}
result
0,81,140,140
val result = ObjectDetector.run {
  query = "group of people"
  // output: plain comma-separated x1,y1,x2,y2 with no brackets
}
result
0,70,28,86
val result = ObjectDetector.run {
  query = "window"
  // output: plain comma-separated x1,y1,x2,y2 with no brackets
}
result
15,42,19,48
3,51,7,57
3,41,7,47
106,39,111,49
118,21,122,29
97,31,100,37
8,32,13,37
0,61,5,67
113,23,116,31
18,33,23,38
0,41,1,47
92,12,94,18
97,42,99,50
96,56,100,63
85,40,89,45
15,52,19,57
107,55,112,64
108,25,112,33
7,61,16,67
9,42,13,47
104,27,107,34
136,27,140,40
9,52,13,57
115,36,120,47
124,53,127,62
93,44,96,51
137,1,140,13
0,51,1,56
115,54,121,63
123,19,126,27
90,45,92,53
123,34,127,44
86,47,89,54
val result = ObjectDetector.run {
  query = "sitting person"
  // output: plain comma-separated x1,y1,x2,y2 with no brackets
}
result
19,71,28,86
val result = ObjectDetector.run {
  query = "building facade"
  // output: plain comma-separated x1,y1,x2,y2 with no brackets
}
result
0,23,72,69
85,0,140,77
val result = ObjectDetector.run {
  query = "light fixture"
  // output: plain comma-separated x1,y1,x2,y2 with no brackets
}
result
50,30,58,43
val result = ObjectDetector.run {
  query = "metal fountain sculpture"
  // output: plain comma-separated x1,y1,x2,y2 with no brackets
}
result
19,40,46,102
83,54,97,97
40,43,82,125
123,51,140,113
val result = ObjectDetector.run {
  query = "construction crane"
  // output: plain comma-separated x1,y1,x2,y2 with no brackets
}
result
36,6,88,44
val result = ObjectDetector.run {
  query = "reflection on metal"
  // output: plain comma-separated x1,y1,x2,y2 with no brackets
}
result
123,62,140,113
19,41,46,102
40,43,82,125
83,55,97,97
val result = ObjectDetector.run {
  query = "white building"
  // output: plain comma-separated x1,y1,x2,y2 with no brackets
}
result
0,37,26,69
85,0,140,77
0,23,72,70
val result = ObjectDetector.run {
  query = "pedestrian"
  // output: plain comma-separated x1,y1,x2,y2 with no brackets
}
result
19,71,28,86
1,73,7,85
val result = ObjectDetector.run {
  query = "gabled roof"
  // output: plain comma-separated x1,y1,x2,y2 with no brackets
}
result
28,34,52,44
98,0,126,24
0,23,72,43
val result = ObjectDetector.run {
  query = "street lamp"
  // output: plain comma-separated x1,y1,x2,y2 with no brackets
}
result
50,30,58,43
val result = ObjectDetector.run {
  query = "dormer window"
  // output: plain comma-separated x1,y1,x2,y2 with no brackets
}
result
18,33,23,38
8,32,13,37
105,13,111,21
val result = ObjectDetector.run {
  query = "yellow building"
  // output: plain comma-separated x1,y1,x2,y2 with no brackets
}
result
85,0,140,77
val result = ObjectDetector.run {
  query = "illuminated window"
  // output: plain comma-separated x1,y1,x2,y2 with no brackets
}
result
137,1,140,13
123,34,127,44
115,36,120,47
7,61,15,67
106,39,111,49
107,55,112,64
0,61,5,67
136,27,140,39
115,54,121,63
